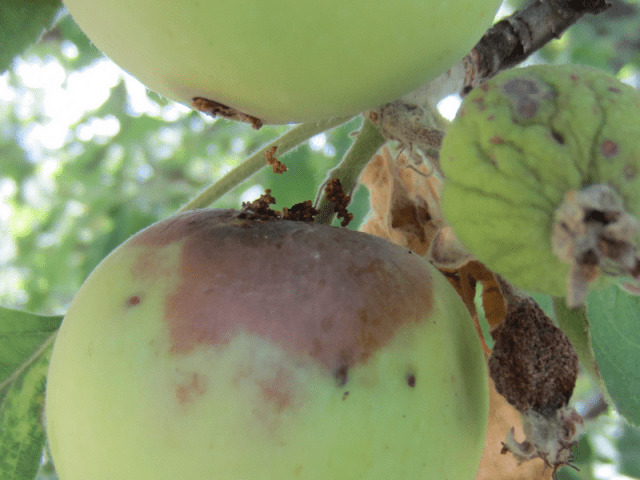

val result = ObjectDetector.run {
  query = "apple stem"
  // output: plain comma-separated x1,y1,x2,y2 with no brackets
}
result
177,115,355,212
314,117,386,225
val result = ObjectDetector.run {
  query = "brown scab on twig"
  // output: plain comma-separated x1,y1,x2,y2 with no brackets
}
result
265,146,287,174
192,97,263,130
325,178,354,227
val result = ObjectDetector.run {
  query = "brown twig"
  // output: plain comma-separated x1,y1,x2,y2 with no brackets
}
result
465,0,611,92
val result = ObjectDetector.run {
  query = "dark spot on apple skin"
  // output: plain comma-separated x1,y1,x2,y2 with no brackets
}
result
130,209,435,384
601,139,618,157
551,131,565,145
259,367,294,413
623,164,637,180
406,374,416,388
334,364,349,387
342,391,349,400
176,372,206,406
126,295,141,307
502,77,556,121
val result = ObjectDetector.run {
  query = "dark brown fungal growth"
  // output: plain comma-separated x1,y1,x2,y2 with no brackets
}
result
282,201,319,222
489,293,583,475
238,189,280,220
324,178,354,227
238,190,319,223
265,146,287,174
489,296,578,414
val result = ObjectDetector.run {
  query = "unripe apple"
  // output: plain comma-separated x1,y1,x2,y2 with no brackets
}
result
440,64,640,305
45,209,489,480
61,0,503,124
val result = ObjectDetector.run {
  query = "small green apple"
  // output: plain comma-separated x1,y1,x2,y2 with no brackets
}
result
45,209,489,480
439,64,640,305
62,0,503,124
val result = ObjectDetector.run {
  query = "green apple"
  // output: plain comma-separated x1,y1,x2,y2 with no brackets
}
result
62,0,503,124
45,209,489,480
440,64,640,304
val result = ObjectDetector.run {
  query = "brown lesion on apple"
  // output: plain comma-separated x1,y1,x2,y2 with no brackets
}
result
258,366,296,413
192,97,263,130
501,76,557,121
552,183,640,307
333,363,349,387
406,373,416,388
130,209,435,389
126,295,142,307
176,372,207,406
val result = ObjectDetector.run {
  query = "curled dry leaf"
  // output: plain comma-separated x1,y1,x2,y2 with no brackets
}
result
359,146,506,349
360,146,446,258
477,376,553,480
441,261,506,355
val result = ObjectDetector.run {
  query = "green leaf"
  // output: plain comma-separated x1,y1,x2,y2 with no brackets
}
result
618,422,640,479
0,337,54,480
552,298,601,384
586,285,640,427
0,0,63,74
0,307,62,386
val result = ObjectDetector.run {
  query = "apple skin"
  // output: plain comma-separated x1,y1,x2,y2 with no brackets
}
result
62,0,503,124
45,209,489,480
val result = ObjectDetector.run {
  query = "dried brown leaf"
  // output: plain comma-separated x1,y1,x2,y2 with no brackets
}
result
477,377,553,480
